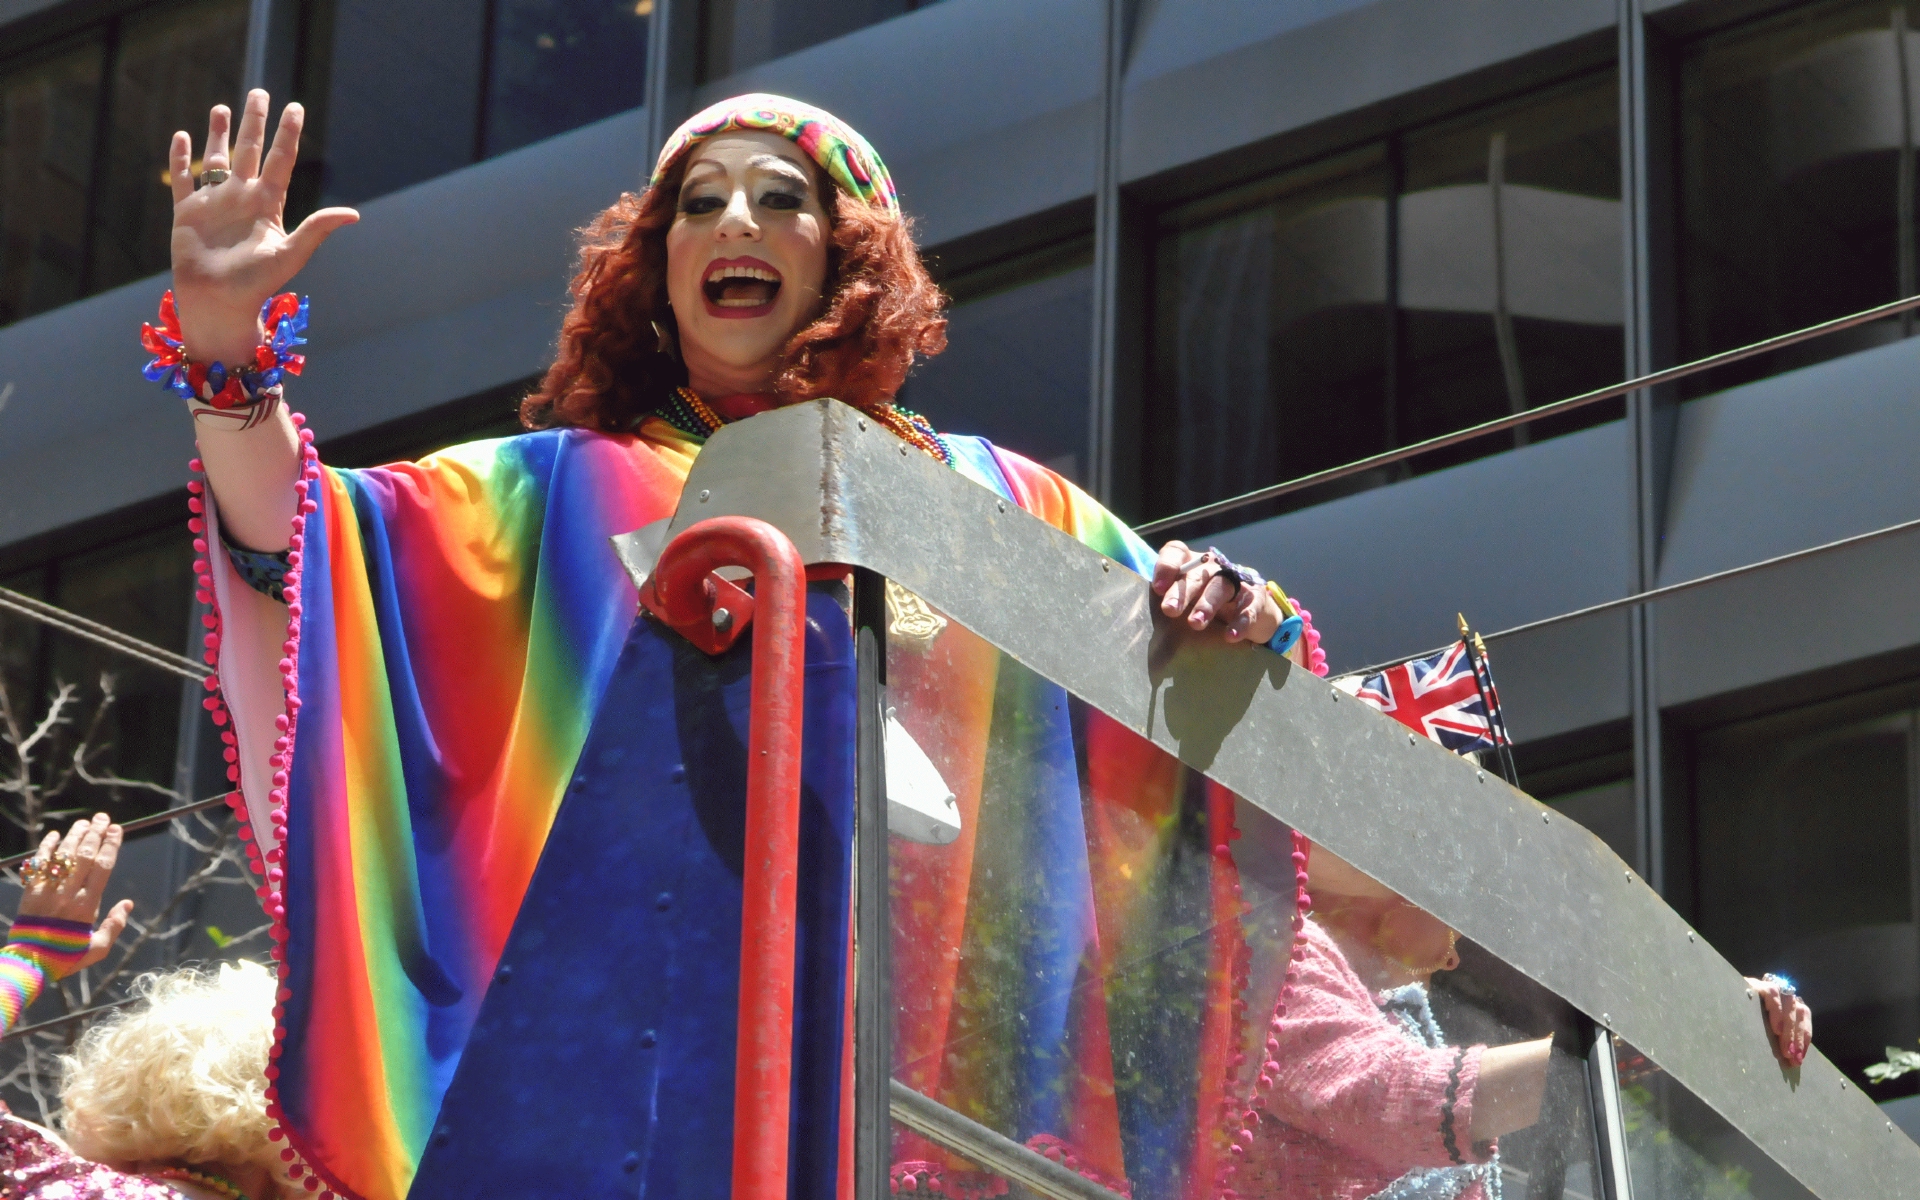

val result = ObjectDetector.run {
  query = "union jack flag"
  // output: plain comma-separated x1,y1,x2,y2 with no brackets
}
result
1353,641,1511,756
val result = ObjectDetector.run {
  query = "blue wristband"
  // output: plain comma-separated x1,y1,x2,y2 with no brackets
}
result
1268,614,1305,655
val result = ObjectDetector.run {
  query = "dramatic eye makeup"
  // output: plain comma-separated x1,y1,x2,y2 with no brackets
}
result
675,154,810,215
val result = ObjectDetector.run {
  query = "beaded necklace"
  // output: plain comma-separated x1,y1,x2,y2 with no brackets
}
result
654,387,954,468
149,1166,250,1200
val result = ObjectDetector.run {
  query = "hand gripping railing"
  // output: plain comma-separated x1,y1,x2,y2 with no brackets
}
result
639,516,807,1200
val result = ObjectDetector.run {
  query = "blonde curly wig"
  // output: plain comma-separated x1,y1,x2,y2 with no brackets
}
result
57,960,278,1174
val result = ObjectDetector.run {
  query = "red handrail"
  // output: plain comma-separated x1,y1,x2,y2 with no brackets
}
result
642,516,808,1200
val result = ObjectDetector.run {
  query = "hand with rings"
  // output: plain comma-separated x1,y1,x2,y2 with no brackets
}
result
1747,973,1812,1068
15,814,135,976
168,88,360,370
1151,539,1284,645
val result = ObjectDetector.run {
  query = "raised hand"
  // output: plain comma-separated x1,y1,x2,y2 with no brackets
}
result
169,88,358,366
16,814,135,974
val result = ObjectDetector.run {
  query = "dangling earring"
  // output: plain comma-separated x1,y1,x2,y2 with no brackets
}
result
653,319,679,362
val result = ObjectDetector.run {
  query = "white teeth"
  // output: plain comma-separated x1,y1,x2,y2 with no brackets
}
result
706,265,781,283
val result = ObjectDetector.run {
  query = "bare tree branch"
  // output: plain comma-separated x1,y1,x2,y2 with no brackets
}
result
0,665,266,1118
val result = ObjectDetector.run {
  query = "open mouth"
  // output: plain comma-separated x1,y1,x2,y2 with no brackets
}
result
702,257,782,318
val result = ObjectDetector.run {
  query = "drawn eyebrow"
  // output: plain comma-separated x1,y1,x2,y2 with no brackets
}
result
748,151,807,171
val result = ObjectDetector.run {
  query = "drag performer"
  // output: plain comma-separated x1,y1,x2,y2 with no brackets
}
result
152,91,1318,1200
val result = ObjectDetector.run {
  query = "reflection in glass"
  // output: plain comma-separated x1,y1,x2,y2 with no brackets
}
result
1149,152,1392,522
1398,74,1622,469
0,41,103,325
1681,0,1920,395
1691,687,1919,1095
481,0,650,158
904,246,1093,482
1614,1038,1814,1199
884,587,1600,1199
698,0,934,81
1147,72,1621,523
86,0,249,294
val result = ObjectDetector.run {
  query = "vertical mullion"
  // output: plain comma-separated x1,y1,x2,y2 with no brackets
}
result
472,0,498,163
242,0,276,92
75,23,118,298
1621,0,1664,893
1898,4,1916,335
1085,0,1127,505
1588,1029,1638,1200
1384,136,1402,462
1908,710,1920,998
645,0,698,173
853,569,891,1200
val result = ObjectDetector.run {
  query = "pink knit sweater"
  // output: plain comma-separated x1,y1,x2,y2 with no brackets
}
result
1235,919,1491,1200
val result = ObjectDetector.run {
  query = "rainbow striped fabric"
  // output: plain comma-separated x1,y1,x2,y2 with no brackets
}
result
0,916,92,1030
268,414,1235,1200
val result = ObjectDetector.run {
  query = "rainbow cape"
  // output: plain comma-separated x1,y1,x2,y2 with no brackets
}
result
216,416,1270,1200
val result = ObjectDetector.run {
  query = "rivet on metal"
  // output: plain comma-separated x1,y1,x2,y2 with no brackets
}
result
997,501,1006,512
712,608,732,631
699,489,710,502
1102,561,1110,572
1541,812,1550,824
857,418,868,431
1602,1013,1611,1026
1408,733,1416,746
900,444,910,455
1687,931,1695,943
1476,771,1485,782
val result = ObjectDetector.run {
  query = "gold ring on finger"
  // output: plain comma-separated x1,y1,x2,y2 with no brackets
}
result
19,857,47,885
196,167,232,188
48,854,75,880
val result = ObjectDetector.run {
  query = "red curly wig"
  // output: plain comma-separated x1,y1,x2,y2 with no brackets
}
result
521,156,948,432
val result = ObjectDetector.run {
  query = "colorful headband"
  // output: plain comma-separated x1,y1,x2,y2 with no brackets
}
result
649,93,899,214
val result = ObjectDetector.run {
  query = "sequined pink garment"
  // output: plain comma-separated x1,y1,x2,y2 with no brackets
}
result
0,1109,181,1199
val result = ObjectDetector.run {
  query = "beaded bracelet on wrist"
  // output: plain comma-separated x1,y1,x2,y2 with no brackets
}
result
142,290,308,428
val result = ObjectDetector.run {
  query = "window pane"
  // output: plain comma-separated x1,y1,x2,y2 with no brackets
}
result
1399,73,1623,467
87,0,249,294
1680,0,1920,395
699,0,927,81
904,246,1092,482
482,0,650,158
1614,1037,1815,1199
886,586,1603,1200
0,40,103,325
1148,151,1393,521
1691,690,1918,1093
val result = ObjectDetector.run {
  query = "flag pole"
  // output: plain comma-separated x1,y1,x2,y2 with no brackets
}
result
1457,614,1519,786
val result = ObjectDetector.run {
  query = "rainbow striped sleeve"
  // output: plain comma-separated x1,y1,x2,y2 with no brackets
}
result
946,437,1158,574
0,916,92,1031
270,428,692,1200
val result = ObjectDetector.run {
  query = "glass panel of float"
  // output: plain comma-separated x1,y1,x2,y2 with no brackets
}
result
1612,1036,1815,1200
880,582,1605,1200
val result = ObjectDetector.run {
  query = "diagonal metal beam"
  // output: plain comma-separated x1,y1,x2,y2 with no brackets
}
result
656,399,1920,1200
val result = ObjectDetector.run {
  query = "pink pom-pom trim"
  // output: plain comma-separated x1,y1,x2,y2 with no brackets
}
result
187,418,356,1200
